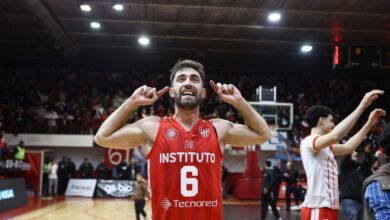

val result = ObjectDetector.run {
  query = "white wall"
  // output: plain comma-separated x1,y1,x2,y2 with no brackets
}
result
4,133,94,147
27,146,105,168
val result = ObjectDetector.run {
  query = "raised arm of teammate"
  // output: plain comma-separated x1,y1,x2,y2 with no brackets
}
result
332,108,386,156
313,90,384,151
94,85,169,149
209,80,272,147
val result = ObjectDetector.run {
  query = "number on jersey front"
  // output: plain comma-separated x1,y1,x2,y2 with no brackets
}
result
180,166,198,197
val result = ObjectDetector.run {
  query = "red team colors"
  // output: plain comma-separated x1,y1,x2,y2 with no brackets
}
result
147,117,223,220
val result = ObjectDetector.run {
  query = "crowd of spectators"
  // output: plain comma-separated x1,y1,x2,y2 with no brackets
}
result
1,67,389,148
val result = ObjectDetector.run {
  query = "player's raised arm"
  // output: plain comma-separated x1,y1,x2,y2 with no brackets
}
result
94,85,169,149
313,90,384,151
332,108,386,156
209,80,272,146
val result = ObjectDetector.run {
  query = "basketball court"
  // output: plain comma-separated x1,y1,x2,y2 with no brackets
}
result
4,196,304,220
1,0,389,220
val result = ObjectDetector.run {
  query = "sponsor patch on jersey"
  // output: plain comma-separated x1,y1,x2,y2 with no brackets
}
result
184,139,195,150
165,128,178,140
161,197,172,211
199,127,210,138
160,196,218,210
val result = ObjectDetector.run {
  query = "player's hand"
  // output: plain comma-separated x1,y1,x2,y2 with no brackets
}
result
359,90,384,109
210,80,243,107
129,85,169,107
366,108,386,128
264,188,268,194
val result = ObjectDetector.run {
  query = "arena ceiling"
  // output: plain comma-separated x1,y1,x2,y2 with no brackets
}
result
0,0,389,73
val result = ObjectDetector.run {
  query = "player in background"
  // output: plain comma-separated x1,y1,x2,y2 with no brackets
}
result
300,90,385,220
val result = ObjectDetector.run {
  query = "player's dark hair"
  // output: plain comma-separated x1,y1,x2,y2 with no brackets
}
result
170,59,205,86
305,105,334,129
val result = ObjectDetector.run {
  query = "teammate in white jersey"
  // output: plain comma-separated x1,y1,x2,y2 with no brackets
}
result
300,90,385,220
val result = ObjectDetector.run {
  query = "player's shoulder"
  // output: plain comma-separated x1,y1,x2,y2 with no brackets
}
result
209,118,233,127
302,134,320,142
136,116,161,129
300,135,317,148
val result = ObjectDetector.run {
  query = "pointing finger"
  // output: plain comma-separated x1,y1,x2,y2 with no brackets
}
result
210,80,221,94
209,80,220,94
369,90,384,96
150,91,158,103
157,86,169,97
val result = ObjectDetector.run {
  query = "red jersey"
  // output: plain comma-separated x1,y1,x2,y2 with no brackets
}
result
147,117,223,220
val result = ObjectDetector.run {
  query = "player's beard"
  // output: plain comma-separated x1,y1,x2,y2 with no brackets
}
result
173,90,203,110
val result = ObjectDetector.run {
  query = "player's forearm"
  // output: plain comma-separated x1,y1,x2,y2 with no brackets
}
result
95,99,139,140
331,105,365,141
233,97,272,140
343,123,371,154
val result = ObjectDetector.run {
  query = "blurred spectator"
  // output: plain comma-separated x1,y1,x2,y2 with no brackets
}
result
81,110,93,134
128,159,141,181
67,157,76,178
284,161,300,211
42,157,51,197
45,108,58,133
58,156,69,195
363,122,390,219
133,173,148,220
261,160,280,220
0,133,7,159
49,159,58,196
339,151,371,220
272,159,283,206
96,159,110,179
79,158,94,179
117,161,129,180
14,140,25,161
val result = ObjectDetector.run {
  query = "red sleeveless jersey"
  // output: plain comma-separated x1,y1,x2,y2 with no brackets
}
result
147,117,223,220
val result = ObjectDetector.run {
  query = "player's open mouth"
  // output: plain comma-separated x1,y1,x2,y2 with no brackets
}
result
181,91,195,97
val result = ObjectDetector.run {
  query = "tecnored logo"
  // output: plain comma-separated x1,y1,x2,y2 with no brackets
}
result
161,197,172,211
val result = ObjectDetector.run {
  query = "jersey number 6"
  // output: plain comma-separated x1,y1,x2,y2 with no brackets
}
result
180,166,198,197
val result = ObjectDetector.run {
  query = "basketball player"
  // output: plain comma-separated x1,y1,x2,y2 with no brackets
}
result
300,90,385,220
94,60,272,220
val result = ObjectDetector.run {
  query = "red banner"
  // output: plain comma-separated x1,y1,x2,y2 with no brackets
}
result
104,148,133,168
24,152,42,195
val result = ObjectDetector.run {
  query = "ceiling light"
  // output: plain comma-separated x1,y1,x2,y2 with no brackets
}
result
301,45,313,53
90,21,101,29
113,4,124,11
80,4,91,12
268,12,281,22
138,36,150,46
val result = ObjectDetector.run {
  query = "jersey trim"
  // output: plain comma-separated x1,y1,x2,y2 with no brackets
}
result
312,135,320,151
146,117,164,160
208,121,223,158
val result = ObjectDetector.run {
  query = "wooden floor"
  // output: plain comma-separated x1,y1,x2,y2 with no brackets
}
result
12,197,152,220
3,196,307,220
